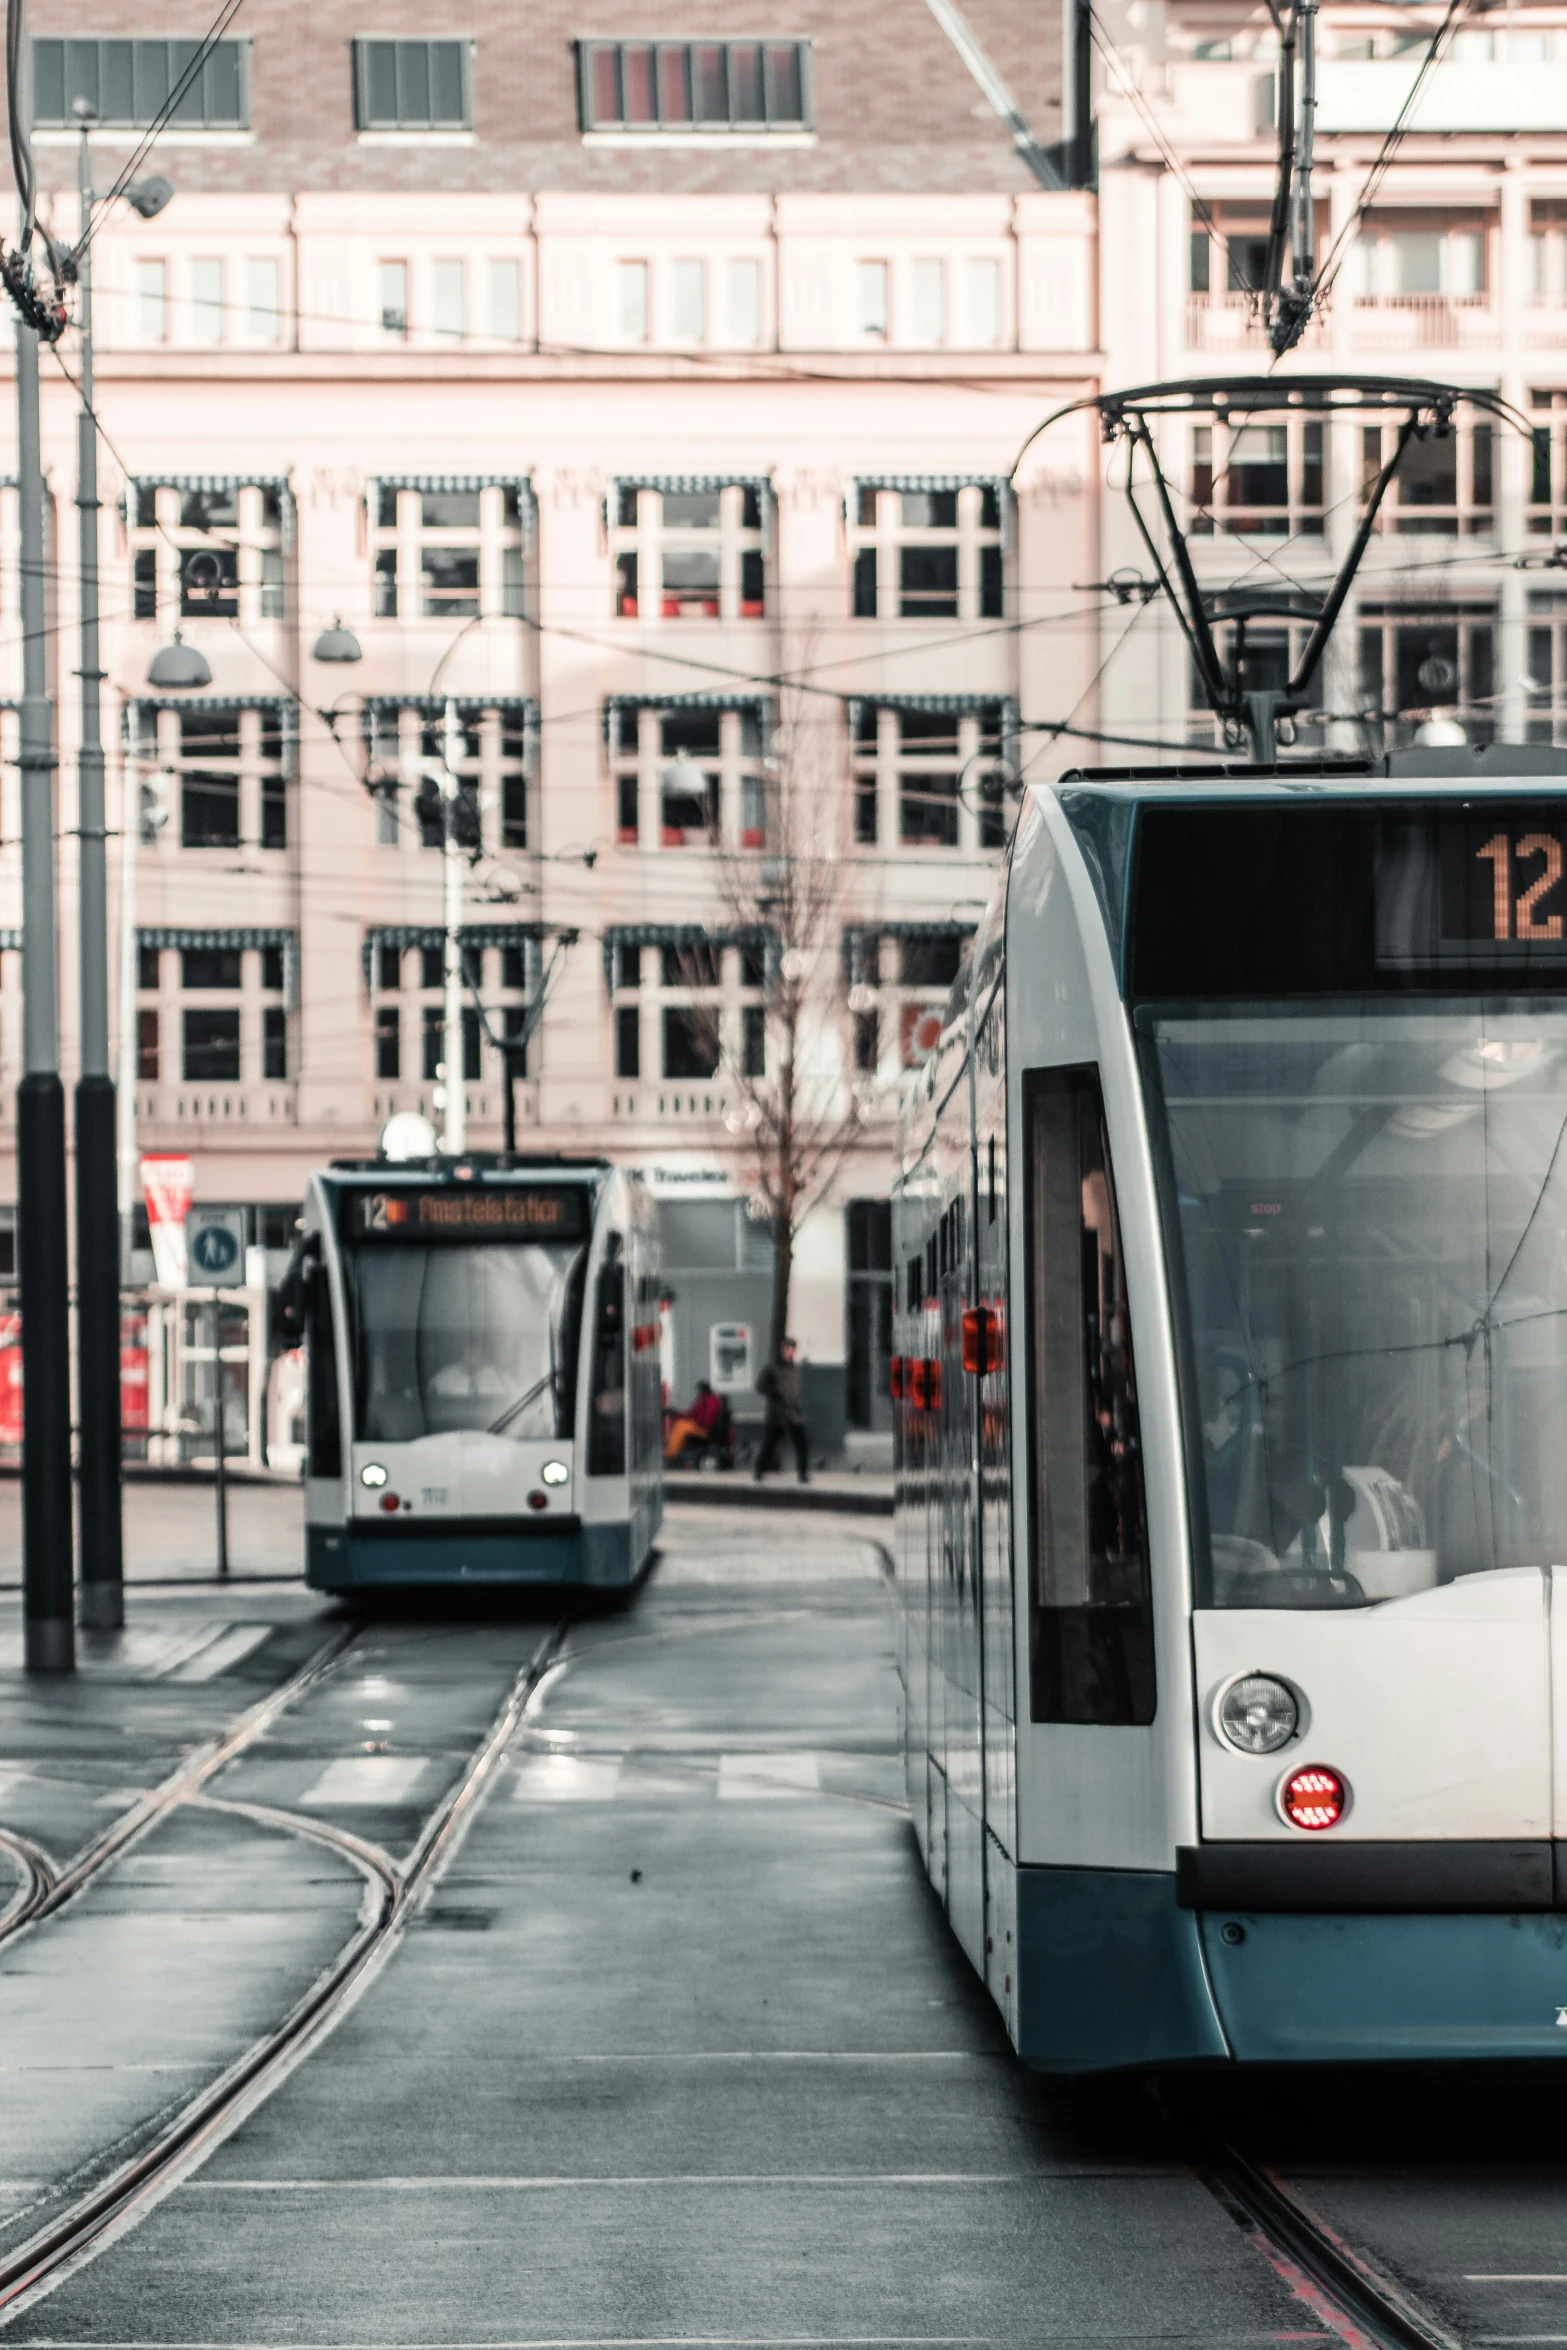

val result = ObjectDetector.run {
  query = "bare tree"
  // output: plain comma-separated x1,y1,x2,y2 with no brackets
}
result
675,687,871,1360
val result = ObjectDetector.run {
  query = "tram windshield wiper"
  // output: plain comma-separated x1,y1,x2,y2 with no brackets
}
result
486,1370,557,1438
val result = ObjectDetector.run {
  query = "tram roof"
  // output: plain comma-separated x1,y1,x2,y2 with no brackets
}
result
1049,745,1567,803
321,1154,610,1184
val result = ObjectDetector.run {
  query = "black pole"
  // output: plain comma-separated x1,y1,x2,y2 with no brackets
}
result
74,131,122,1630
16,308,74,1673
75,1077,121,1622
1072,0,1094,189
211,1295,228,1578
20,1076,73,1666
502,1045,518,1156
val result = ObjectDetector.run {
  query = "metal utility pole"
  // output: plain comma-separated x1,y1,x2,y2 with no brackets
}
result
16,310,74,1671
441,696,465,1155
73,124,122,1630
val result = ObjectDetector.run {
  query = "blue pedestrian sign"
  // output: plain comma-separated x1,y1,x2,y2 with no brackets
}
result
187,1208,246,1286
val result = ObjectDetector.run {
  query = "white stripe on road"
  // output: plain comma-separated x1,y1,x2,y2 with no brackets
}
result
167,1625,273,1681
299,1756,428,1807
718,1752,821,1799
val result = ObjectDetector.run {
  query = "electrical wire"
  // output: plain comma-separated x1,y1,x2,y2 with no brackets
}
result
1310,0,1468,311
76,0,249,259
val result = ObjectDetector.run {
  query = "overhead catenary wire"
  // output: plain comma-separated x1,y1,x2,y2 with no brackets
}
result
1309,0,1468,313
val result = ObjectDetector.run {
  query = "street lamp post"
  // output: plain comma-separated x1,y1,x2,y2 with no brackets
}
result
73,119,120,1629
440,697,466,1156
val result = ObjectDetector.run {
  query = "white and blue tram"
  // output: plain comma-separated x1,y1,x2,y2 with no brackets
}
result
894,758,1567,2067
287,1156,662,1592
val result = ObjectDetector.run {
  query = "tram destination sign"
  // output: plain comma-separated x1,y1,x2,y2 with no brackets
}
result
1130,800,1567,997
345,1186,590,1243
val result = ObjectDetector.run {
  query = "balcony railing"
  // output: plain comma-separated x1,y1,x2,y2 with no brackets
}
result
1352,293,1497,348
1184,291,1326,352
611,1085,732,1122
134,1083,299,1129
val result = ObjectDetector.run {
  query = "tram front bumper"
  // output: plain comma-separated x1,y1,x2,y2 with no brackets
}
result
306,1516,636,1590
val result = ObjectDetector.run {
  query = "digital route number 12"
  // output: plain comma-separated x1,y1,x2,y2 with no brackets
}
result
1477,831,1564,941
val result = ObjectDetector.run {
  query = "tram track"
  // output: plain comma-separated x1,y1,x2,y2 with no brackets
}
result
0,1625,358,1944
0,1618,566,2321
1198,2133,1462,2350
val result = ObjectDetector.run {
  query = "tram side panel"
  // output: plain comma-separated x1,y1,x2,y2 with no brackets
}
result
1004,797,1224,2071
890,1160,926,1831
973,975,1018,2033
934,1041,986,1977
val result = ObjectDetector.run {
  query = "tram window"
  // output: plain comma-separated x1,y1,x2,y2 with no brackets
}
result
587,1235,627,1476
1023,1066,1155,1726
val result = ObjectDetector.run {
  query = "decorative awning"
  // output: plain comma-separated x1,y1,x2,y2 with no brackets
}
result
139,925,298,1005
602,690,771,742
126,696,298,773
605,475,773,530
601,920,773,993
841,918,975,986
125,476,297,550
361,921,545,990
849,475,1014,547
847,692,1019,750
367,476,536,550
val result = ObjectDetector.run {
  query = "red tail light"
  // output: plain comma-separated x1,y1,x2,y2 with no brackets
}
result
1281,1765,1347,1831
926,1358,943,1411
909,1358,928,1410
962,1306,998,1376
889,1355,905,1401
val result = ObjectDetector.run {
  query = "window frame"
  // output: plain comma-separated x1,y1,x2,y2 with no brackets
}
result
352,37,473,132
32,35,251,129
577,37,812,133
849,482,1004,623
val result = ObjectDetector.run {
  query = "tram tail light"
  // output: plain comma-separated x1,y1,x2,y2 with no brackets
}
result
890,1355,905,1401
1281,1764,1348,1831
962,1307,999,1376
909,1358,928,1409
925,1358,943,1411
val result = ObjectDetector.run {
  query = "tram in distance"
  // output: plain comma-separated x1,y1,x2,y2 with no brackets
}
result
281,1154,663,1592
893,747,1567,2068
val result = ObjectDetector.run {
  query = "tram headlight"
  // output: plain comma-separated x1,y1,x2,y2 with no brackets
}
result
360,1463,388,1489
540,1459,569,1487
1218,1674,1299,1756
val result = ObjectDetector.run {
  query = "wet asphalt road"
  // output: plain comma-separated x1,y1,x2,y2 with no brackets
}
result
2,1508,1567,2345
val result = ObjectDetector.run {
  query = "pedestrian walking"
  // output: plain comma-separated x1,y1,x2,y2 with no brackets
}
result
753,1336,809,1483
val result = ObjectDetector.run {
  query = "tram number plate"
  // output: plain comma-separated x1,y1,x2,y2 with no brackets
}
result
1377,812,1567,969
346,1186,589,1242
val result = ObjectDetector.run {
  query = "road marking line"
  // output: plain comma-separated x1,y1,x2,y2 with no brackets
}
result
513,1755,623,1802
185,2171,1064,2189
299,1757,428,1807
167,1626,273,1682
718,1752,822,1799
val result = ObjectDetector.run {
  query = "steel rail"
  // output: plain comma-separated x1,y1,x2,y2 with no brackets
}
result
0,1621,567,2318
0,1624,359,1946
1201,2135,1461,2350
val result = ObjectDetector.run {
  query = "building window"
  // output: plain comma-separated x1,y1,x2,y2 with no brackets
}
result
246,257,281,342
845,929,970,1071
1529,388,1567,537
1526,589,1567,744
607,698,769,850
618,260,650,340
363,699,533,855
1358,603,1496,751
353,38,471,131
615,1003,641,1078
434,259,464,340
672,258,705,340
129,701,289,852
33,35,249,128
727,257,762,344
849,483,1004,621
370,935,533,1088
1363,415,1493,538
1190,418,1324,539
146,937,289,1086
609,481,767,620
369,483,527,621
857,260,889,338
579,38,811,131
912,258,945,345
488,258,521,340
136,260,167,343
192,258,223,343
965,256,1002,346
137,1008,159,1080
380,261,409,336
1351,216,1489,305
128,481,287,626
850,702,1008,851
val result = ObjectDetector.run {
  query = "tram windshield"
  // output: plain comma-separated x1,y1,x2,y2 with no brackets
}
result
345,1240,587,1444
1141,1006,1567,1609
